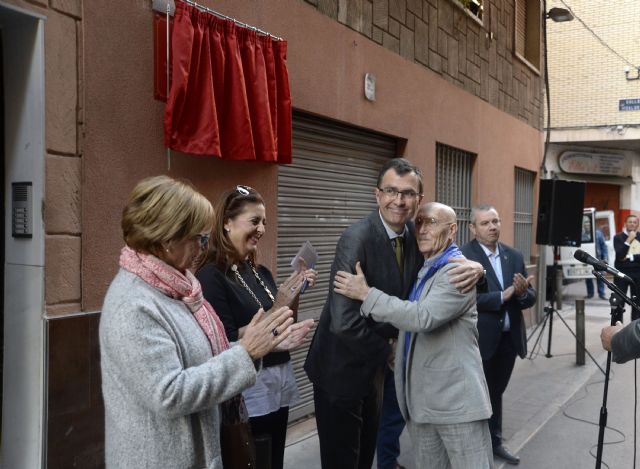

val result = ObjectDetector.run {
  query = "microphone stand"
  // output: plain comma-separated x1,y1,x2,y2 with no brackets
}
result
593,271,640,469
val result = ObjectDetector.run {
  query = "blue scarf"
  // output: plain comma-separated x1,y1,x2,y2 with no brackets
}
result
403,243,464,371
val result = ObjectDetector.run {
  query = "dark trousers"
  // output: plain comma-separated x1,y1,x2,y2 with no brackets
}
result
249,406,289,469
585,278,606,298
376,367,405,469
482,332,517,449
313,373,384,469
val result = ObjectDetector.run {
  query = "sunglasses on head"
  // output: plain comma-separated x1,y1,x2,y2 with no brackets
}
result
235,185,253,196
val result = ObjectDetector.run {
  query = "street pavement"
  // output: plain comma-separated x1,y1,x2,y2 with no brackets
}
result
284,281,640,469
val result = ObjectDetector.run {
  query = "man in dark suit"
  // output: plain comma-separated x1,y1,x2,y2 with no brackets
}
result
305,159,484,469
461,204,536,466
613,214,640,319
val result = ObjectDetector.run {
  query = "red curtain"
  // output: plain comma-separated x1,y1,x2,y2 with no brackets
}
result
163,2,292,163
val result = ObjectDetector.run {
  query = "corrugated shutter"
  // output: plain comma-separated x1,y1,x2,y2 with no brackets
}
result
277,112,396,422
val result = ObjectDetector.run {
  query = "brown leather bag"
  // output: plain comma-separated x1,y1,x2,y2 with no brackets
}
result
220,395,256,469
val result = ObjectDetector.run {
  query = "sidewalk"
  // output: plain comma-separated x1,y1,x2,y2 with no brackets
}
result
284,281,616,469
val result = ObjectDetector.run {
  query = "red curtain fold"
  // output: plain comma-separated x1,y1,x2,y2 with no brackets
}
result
163,2,292,163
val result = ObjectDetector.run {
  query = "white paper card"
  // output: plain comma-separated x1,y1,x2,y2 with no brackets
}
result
291,241,318,271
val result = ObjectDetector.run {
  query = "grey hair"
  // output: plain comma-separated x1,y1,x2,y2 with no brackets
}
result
470,204,497,225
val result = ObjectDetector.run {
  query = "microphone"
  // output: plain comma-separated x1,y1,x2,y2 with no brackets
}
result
573,249,633,282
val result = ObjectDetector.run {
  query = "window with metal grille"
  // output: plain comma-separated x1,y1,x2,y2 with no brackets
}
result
514,167,535,263
435,143,475,246
515,0,541,70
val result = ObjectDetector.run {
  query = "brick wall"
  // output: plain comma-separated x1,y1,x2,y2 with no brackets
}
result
48,0,83,316
547,0,640,128
5,3,91,468
14,0,84,316
303,0,544,129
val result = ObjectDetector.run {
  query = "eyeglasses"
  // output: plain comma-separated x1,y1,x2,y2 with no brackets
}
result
378,187,422,200
235,185,253,196
415,216,454,230
195,233,210,249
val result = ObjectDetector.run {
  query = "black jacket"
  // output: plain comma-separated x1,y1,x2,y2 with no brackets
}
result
304,210,422,398
197,261,290,367
461,239,537,360
613,231,640,279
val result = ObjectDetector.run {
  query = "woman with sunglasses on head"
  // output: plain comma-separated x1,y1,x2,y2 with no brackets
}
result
197,185,317,469
100,176,295,469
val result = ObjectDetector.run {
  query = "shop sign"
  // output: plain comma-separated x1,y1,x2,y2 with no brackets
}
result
558,151,630,177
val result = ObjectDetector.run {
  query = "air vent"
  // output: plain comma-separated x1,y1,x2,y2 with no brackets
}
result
12,182,32,238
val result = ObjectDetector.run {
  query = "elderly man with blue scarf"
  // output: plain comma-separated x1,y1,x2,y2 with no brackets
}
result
334,202,493,469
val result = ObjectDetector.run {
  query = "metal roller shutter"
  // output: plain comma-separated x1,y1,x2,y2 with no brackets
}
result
277,112,396,422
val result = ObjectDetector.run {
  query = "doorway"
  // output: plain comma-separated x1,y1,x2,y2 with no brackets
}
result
0,3,46,468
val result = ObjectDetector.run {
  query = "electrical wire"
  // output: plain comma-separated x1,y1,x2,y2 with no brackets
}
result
540,0,551,176
561,367,626,469
557,0,639,68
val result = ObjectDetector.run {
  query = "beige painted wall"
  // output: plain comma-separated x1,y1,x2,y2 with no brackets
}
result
547,0,640,128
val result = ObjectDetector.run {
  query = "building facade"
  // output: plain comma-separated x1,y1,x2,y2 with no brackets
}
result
1,0,543,466
546,0,640,226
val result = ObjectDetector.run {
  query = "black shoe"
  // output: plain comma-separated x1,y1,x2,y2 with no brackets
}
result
599,295,607,300
493,445,520,465
586,294,594,299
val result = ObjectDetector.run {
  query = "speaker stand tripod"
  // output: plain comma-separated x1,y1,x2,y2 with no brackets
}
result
526,247,604,375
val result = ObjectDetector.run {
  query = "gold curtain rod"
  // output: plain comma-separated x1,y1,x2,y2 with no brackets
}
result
181,0,284,41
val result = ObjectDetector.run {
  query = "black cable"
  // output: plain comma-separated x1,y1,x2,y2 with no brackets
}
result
561,368,625,469
558,0,638,69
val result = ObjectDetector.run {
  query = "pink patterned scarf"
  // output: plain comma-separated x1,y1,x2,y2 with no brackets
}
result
119,246,229,355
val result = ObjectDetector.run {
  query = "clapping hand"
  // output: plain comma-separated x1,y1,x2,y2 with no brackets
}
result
240,307,294,359
271,271,306,311
512,273,534,297
275,319,315,351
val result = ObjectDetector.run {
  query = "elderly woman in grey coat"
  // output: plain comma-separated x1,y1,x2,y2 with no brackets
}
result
100,176,294,469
